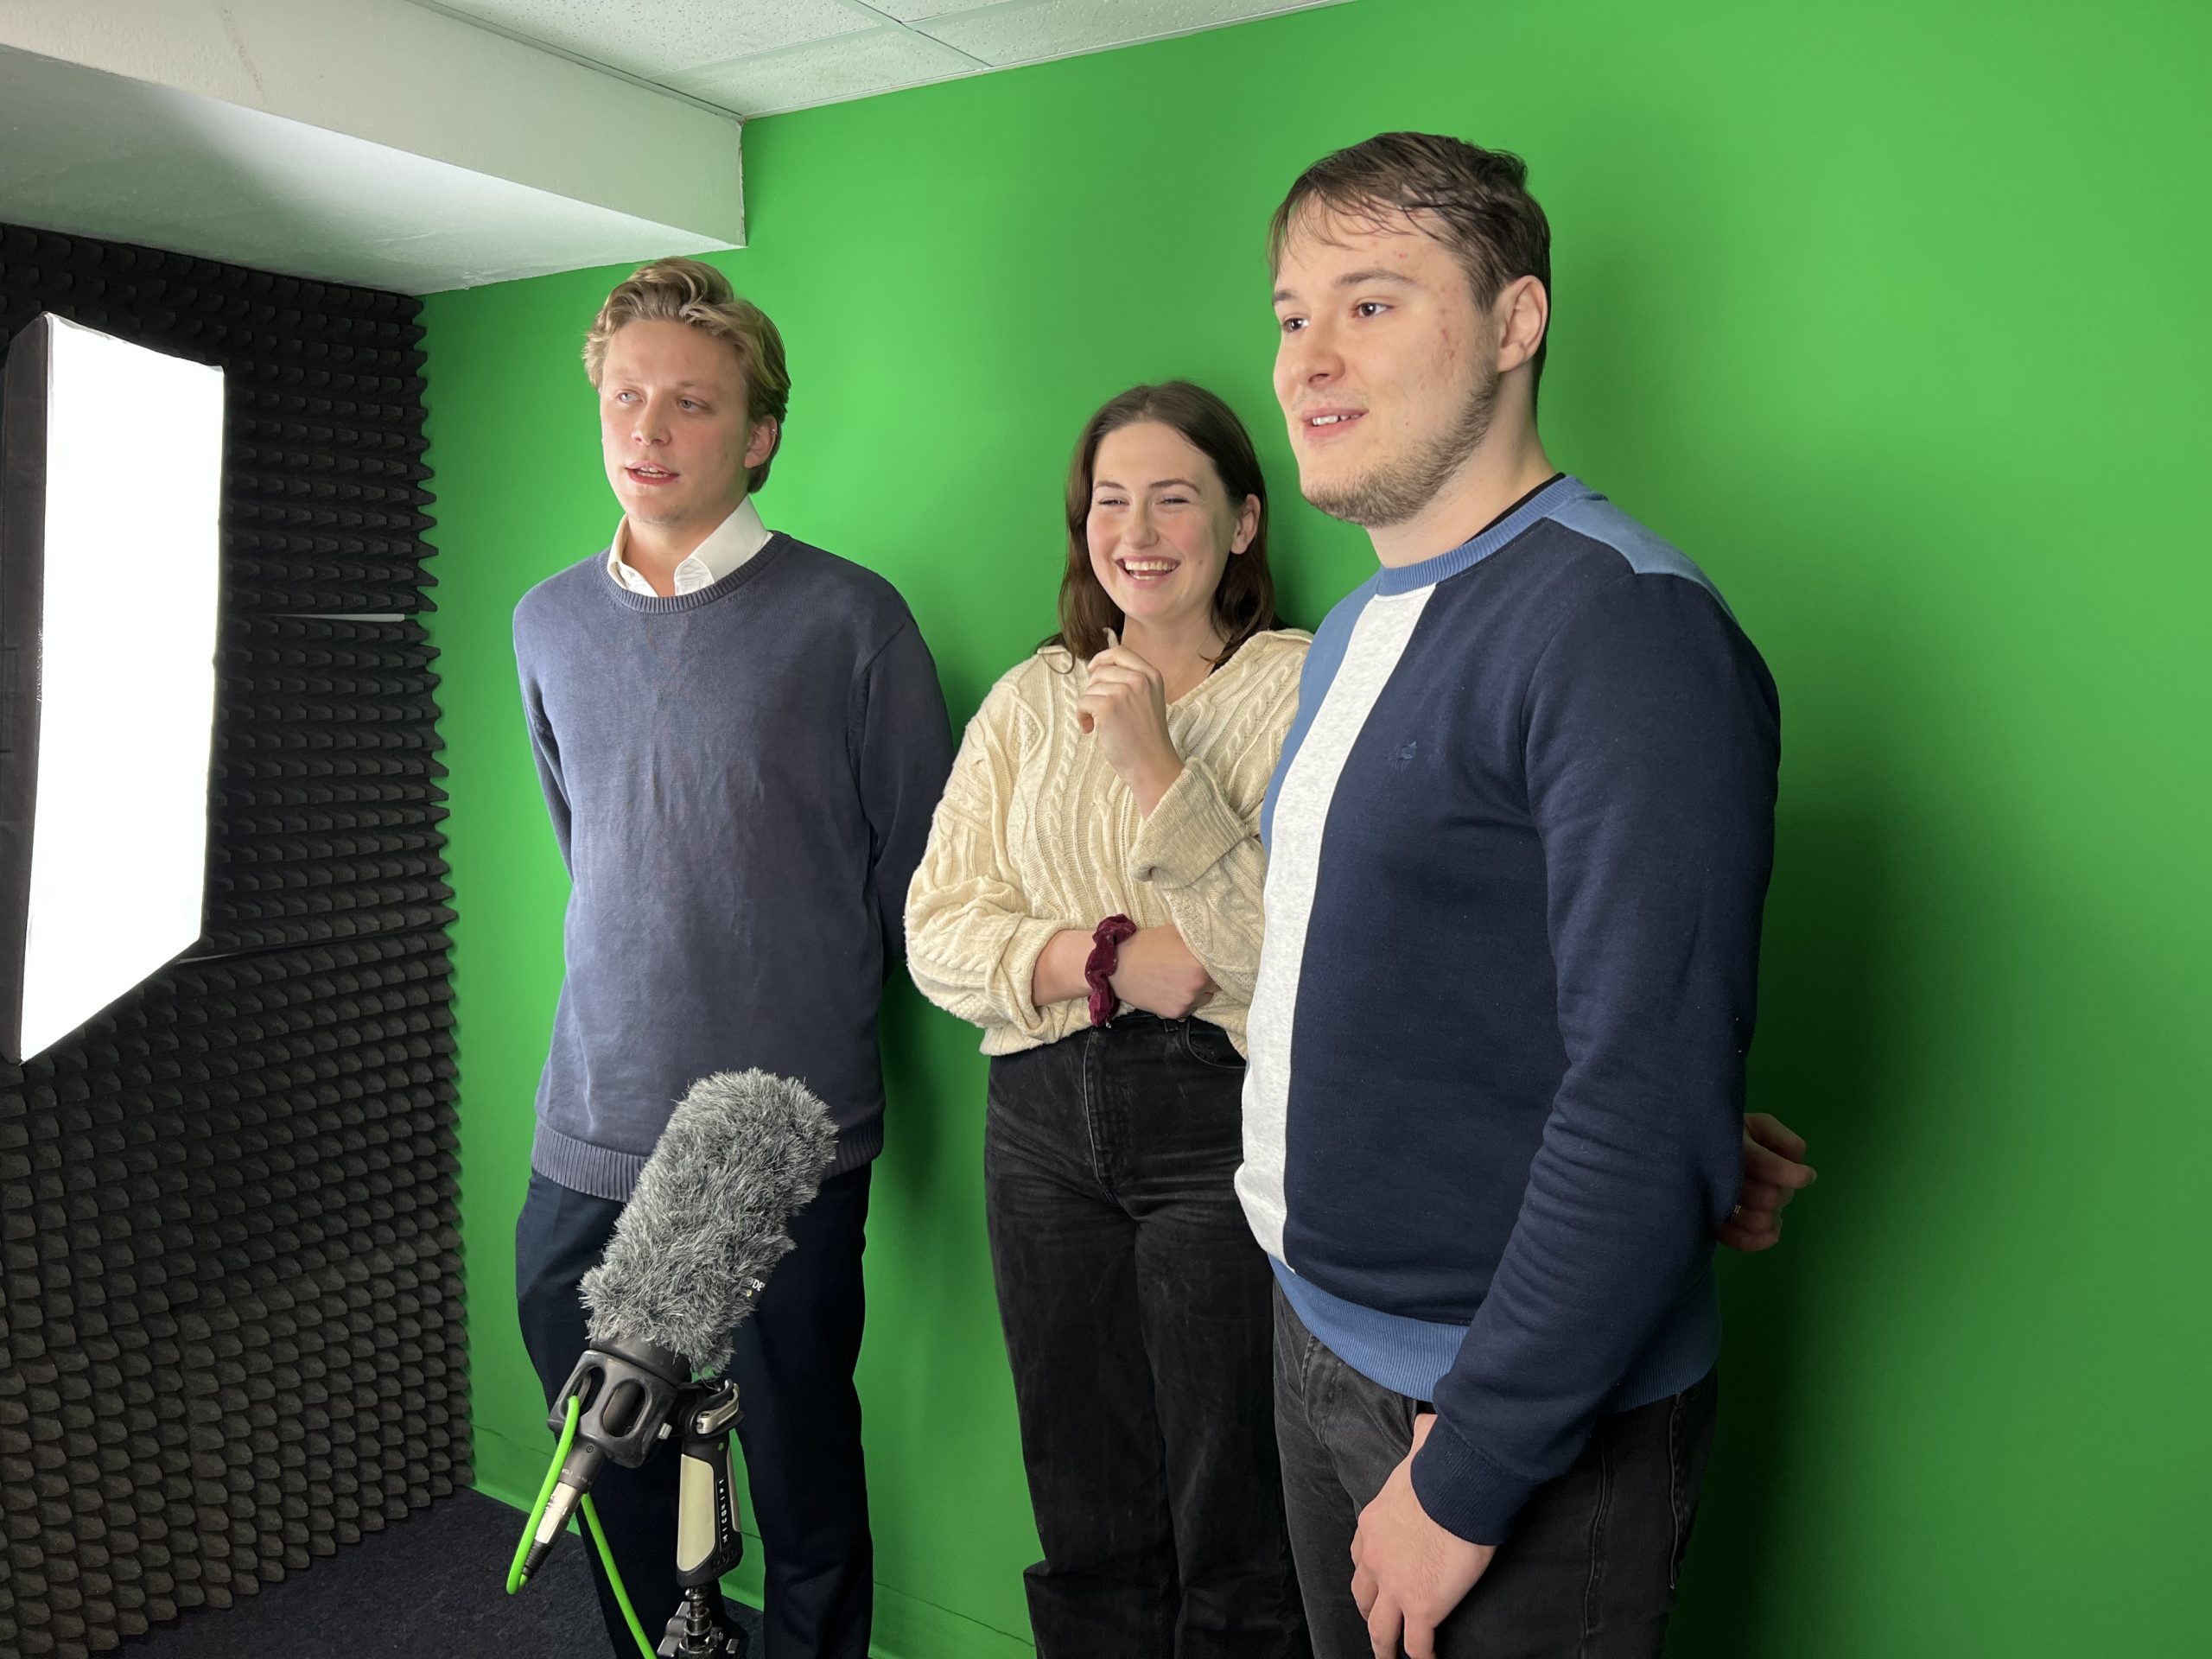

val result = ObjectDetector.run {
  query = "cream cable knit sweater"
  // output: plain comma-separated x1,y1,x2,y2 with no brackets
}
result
906,628,1311,1056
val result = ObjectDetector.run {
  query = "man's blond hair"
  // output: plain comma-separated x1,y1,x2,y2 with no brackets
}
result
583,257,792,492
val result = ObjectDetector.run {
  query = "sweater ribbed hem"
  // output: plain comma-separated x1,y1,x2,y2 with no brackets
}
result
531,1121,649,1202
1280,1255,1722,1544
534,1113,886,1205
827,1120,883,1178
1273,1259,1470,1401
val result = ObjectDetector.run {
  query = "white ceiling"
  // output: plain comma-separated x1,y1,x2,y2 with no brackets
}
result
414,0,1352,118
0,0,1350,293
0,1,743,294
0,43,731,294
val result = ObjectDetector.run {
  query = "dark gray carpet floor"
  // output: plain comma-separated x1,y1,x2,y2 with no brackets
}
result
115,1489,765,1657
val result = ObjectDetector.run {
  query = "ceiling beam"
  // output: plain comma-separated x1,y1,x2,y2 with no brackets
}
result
0,0,742,291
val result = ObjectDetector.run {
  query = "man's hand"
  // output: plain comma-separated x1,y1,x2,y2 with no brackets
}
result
1109,926,1215,1019
1077,631,1185,815
1350,1414,1494,1659
1718,1112,1817,1251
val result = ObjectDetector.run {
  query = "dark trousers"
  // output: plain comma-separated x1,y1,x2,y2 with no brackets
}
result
515,1164,875,1659
986,1014,1308,1659
1272,1285,1716,1659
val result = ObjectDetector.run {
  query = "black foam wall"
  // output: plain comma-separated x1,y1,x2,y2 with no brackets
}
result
0,223,463,1658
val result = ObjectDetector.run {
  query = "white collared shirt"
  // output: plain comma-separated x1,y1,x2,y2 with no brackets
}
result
607,497,774,596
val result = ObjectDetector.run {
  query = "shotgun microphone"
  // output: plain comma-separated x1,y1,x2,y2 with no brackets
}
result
520,1070,837,1583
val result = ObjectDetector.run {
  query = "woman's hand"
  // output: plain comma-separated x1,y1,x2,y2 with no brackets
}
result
1717,1113,1817,1250
1077,630,1185,815
1109,927,1215,1020
1030,929,1095,1009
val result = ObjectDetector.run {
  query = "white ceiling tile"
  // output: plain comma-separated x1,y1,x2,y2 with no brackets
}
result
918,0,1338,68
423,0,877,79
665,28,982,117
847,0,988,19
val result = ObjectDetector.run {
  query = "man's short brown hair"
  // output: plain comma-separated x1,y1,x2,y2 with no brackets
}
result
1269,132,1553,393
583,257,792,491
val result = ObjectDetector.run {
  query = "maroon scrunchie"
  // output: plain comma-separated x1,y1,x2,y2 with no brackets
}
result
1084,914,1139,1027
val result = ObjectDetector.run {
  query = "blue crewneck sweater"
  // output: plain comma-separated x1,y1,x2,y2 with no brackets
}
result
1237,476,1779,1545
513,532,954,1199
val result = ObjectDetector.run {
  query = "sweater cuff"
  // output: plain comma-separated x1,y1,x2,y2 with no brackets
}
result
1128,762,1249,890
1408,1414,1544,1548
998,913,1079,1035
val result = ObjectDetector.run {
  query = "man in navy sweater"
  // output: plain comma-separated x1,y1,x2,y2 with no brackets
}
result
1242,135,1806,1657
511,257,952,1657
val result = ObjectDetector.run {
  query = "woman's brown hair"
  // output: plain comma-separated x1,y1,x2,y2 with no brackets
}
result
1047,381,1278,664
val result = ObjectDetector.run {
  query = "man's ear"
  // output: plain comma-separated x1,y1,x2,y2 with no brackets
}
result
1494,276,1549,377
744,416,779,472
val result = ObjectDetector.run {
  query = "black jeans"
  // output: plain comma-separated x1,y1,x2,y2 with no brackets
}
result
1273,1285,1716,1659
986,1014,1308,1659
515,1164,875,1659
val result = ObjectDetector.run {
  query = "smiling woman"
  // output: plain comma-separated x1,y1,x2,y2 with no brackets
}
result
1052,380,1278,673
904,380,1313,1657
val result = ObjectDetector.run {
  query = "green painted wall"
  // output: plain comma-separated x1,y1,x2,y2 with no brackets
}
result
419,1,2210,1652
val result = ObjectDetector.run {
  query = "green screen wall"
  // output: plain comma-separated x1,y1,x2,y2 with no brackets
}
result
418,0,2209,1651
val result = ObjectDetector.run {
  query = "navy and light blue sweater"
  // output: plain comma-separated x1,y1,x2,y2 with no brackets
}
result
514,534,953,1201
1236,475,1778,1545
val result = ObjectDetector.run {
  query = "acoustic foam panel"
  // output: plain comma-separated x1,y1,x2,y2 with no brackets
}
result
0,220,461,1659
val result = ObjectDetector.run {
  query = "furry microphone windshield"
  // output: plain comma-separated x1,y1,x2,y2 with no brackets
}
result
580,1069,838,1376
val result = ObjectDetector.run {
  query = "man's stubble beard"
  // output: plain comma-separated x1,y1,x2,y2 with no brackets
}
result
1300,361,1500,529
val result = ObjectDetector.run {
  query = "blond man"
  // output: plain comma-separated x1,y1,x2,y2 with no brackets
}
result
512,258,952,1657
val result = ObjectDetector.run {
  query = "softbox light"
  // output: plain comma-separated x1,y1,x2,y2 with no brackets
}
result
0,314,224,1063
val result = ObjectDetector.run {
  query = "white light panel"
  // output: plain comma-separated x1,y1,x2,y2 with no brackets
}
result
0,316,223,1061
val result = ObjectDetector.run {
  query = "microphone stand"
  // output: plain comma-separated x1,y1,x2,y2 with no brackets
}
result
521,1340,753,1659
659,1376,747,1659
